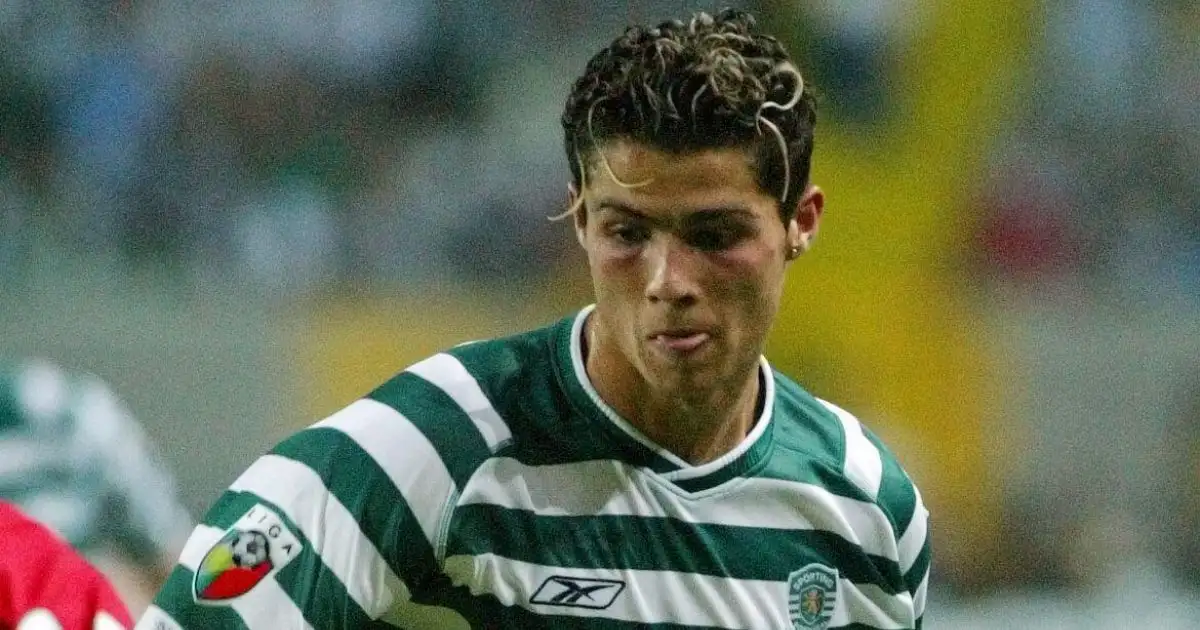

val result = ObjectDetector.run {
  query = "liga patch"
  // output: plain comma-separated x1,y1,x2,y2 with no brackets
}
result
192,503,301,604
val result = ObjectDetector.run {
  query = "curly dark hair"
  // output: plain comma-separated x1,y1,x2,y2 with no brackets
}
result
561,9,816,220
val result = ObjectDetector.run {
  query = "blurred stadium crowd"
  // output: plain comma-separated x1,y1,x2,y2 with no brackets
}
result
1,0,1198,627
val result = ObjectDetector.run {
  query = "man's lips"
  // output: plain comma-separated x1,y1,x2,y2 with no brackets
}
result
648,330,711,352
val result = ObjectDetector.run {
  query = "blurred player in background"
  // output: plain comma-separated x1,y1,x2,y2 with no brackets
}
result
0,499,133,629
143,9,929,629
0,358,194,618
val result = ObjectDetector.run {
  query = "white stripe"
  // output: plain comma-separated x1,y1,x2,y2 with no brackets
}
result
313,398,457,560
229,454,409,617
458,457,899,561
179,525,314,630
446,553,786,628
836,580,914,629
446,554,913,628
896,485,929,574
911,568,930,619
405,353,512,452
821,399,883,500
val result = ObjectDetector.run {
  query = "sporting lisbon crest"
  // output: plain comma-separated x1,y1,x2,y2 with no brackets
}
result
193,503,301,603
788,563,838,629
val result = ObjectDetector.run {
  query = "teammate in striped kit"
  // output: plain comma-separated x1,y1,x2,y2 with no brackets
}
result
141,9,930,629
0,358,194,619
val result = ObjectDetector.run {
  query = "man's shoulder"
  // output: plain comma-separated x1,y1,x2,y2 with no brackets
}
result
276,313,575,484
768,372,845,467
378,312,567,395
769,373,922,524
370,313,568,422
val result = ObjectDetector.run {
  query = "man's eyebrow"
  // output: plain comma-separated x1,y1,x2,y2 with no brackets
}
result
594,201,756,220
593,200,647,218
687,207,756,220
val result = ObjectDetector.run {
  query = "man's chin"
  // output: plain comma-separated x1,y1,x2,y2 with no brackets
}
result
642,361,718,396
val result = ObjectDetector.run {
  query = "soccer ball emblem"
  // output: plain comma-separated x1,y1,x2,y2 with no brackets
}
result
230,530,270,568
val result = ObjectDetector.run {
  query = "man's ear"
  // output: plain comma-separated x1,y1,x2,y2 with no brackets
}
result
786,185,825,257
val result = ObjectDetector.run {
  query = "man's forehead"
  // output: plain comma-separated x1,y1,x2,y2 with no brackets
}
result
583,140,763,201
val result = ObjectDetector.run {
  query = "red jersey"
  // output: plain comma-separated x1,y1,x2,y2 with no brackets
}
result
0,501,134,630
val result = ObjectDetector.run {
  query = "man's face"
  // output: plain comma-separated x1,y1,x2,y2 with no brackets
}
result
574,139,822,399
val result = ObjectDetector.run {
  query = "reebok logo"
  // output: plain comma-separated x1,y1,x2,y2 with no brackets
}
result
530,575,626,609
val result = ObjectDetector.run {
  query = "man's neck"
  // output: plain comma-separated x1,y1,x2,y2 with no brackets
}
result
634,375,760,465
583,317,761,466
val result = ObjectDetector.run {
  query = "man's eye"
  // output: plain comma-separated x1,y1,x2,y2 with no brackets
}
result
611,224,650,244
687,228,739,251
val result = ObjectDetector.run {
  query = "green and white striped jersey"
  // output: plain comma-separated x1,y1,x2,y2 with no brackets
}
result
141,307,930,630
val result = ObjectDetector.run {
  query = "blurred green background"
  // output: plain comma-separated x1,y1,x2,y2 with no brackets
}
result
2,1,1198,627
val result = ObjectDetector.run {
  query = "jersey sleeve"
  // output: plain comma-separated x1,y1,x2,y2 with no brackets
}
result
0,502,135,630
867,433,932,630
895,484,930,628
821,399,932,629
140,398,459,630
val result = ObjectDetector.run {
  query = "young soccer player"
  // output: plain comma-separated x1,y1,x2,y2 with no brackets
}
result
142,9,930,629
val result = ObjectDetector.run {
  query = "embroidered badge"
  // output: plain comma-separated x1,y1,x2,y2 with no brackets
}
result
193,503,301,603
788,563,838,629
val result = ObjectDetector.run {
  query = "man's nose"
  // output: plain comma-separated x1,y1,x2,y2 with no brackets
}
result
644,237,699,305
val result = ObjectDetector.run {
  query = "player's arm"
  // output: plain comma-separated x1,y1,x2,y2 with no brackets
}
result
860,427,931,630
140,398,455,630
0,502,135,630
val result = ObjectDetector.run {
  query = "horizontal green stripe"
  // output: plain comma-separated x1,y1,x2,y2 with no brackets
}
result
448,505,904,595
447,329,637,468
270,427,438,589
